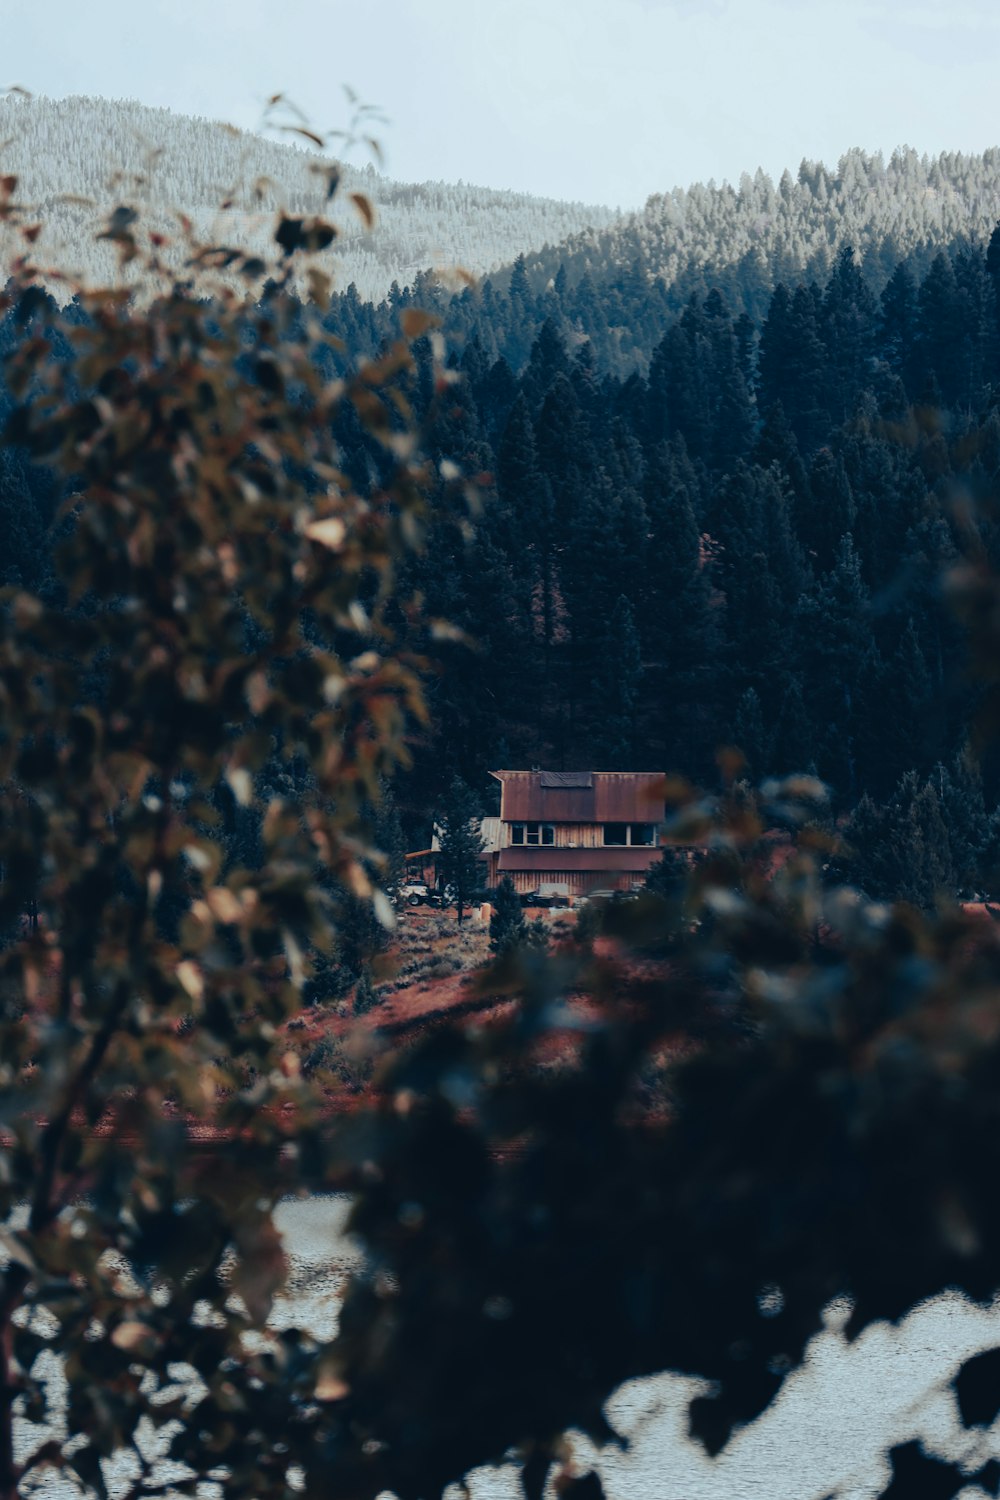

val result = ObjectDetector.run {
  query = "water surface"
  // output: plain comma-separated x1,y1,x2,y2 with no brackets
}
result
276,1197,1000,1500
15,1196,1000,1499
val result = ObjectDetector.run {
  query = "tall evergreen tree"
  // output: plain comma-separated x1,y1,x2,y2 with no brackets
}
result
937,750,988,896
757,283,828,450
733,687,770,780
592,594,643,770
436,777,485,925
821,245,877,426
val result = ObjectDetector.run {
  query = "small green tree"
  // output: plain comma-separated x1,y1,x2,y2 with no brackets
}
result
436,775,484,924
490,873,526,956
353,968,378,1016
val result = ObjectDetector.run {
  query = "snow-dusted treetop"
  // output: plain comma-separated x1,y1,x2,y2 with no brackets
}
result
0,94,619,303
517,144,1000,309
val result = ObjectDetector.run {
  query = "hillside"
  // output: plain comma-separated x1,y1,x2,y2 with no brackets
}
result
338,145,1000,376
5,110,1000,910
515,146,1000,345
0,94,618,302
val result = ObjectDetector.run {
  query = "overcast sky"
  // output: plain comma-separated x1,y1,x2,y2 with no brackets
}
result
5,0,1000,209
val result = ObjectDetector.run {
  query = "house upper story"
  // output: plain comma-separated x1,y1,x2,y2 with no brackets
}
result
490,770,664,849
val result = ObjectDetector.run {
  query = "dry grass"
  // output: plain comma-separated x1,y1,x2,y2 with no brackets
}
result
376,909,492,994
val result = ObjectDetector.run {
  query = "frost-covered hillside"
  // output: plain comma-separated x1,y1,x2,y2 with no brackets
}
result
0,95,618,301
514,145,1000,314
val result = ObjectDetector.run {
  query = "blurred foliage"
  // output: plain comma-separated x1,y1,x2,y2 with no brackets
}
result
0,147,444,1499
320,771,1000,1500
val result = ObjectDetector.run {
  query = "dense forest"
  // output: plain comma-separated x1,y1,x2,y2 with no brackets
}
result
324,143,1000,374
357,232,1000,906
9,144,1000,904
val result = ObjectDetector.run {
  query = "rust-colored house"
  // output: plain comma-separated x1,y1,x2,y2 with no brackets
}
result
487,770,665,898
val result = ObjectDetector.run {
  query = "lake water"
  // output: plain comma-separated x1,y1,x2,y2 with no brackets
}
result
15,1195,1000,1500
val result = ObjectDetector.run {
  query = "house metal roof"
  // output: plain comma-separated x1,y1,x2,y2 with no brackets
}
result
490,771,664,824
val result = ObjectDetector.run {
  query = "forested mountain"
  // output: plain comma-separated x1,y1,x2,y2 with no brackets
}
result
518,145,1000,330
370,230,1000,904
328,145,1000,376
8,119,1000,901
0,95,618,303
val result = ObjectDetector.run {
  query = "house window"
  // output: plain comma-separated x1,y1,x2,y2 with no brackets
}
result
603,823,657,847
511,822,554,846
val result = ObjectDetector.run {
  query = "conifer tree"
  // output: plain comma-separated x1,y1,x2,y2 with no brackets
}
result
821,245,877,425
843,791,894,897
805,448,857,571
986,221,1000,361
490,875,527,957
938,750,988,896
758,283,828,450
521,318,570,411
917,253,964,404
771,676,815,776
796,534,874,794
753,402,810,504
880,618,937,787
592,594,642,770
733,687,770,780
437,776,484,924
896,775,956,909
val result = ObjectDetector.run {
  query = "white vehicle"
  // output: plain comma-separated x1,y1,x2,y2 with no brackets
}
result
401,883,434,907
399,883,457,908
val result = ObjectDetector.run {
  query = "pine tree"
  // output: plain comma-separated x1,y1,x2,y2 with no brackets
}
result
795,534,874,794
757,283,829,450
647,315,712,462
771,676,815,777
986,221,1000,370
534,372,589,531
592,594,642,770
820,246,877,426
436,777,484,925
354,969,378,1016
937,750,988,896
521,318,570,411
843,791,893,897
753,402,810,505
917,253,963,405
850,772,957,908
804,449,856,572
895,776,956,909
489,875,527,957
878,618,937,788
494,392,555,686
733,687,770,780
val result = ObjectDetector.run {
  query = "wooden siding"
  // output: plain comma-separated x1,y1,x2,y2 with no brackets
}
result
499,823,657,850
498,847,657,875
500,822,618,849
506,869,641,898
